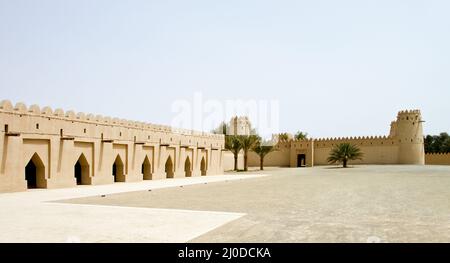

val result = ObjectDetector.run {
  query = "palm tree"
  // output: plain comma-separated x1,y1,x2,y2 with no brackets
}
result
278,133,290,142
327,143,363,168
225,135,242,171
238,135,260,171
252,144,274,170
294,131,308,140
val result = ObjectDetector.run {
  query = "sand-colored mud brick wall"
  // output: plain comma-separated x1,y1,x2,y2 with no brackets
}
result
0,100,225,193
425,153,450,165
249,110,425,167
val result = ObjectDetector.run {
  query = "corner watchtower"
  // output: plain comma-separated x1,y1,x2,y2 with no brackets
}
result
395,110,425,164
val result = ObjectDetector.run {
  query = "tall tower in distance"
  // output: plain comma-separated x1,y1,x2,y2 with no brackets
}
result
393,110,425,164
227,116,251,136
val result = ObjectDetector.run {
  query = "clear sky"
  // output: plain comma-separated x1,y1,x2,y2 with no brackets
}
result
0,0,449,138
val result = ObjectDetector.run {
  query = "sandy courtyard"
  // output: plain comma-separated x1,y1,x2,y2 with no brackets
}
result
59,165,450,243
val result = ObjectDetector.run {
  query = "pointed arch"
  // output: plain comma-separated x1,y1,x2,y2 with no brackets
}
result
165,156,174,178
184,156,192,177
74,153,91,185
113,155,125,182
200,157,207,176
142,155,152,180
25,153,46,189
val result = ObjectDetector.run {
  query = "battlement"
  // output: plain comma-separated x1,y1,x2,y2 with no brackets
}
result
315,135,390,142
425,152,450,156
292,138,314,142
396,109,422,120
234,116,250,121
397,109,421,115
0,100,223,139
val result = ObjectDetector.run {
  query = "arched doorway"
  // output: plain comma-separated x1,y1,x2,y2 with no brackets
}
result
25,153,46,189
113,155,125,182
165,156,174,178
200,157,207,176
74,153,90,185
142,156,152,180
184,156,192,177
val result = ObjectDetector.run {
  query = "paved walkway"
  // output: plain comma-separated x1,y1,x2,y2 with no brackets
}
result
0,174,266,243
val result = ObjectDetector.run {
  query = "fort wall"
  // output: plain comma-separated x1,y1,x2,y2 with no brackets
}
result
425,153,450,165
223,150,245,171
248,110,425,168
0,100,224,193
311,136,400,165
248,142,291,167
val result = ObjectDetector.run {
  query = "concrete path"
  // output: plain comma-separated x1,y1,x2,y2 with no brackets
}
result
0,174,266,243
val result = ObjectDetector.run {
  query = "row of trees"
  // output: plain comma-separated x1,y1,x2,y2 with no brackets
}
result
424,133,450,153
225,135,274,171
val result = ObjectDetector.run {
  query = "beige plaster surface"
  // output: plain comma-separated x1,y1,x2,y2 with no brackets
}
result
0,173,267,243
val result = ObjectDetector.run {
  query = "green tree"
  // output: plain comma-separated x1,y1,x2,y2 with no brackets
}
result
238,135,260,171
424,135,434,153
294,131,308,140
252,143,275,170
278,133,290,142
443,134,450,153
212,121,228,135
327,143,364,168
225,135,242,171
424,132,450,153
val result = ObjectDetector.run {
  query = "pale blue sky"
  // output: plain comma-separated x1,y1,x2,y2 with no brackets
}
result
0,0,449,137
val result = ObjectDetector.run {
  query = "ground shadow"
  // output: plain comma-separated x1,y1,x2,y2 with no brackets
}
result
323,166,357,169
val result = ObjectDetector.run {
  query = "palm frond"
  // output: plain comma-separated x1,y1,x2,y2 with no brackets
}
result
225,135,242,154
253,145,274,158
327,143,364,167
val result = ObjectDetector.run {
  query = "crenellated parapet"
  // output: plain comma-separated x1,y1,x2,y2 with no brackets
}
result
425,152,450,158
394,108,423,124
309,135,397,149
0,100,224,140
315,135,391,142
289,138,313,147
292,138,314,142
397,109,421,114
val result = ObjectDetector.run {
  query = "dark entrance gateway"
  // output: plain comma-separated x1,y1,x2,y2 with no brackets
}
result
297,154,306,167
113,155,125,182
25,153,46,189
74,154,90,185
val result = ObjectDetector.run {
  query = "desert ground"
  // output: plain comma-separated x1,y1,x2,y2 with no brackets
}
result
1,165,450,242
